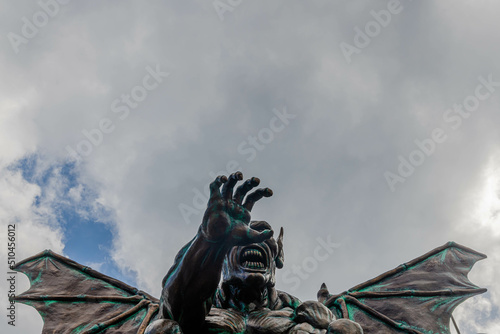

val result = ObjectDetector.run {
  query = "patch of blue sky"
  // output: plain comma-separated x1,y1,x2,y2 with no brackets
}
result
9,154,138,288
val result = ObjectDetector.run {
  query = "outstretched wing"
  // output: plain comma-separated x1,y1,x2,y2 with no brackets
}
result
320,242,487,334
12,250,160,334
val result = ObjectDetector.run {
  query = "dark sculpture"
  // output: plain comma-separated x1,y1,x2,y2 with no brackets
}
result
12,173,487,334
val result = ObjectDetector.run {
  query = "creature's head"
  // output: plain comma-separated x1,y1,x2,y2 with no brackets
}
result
222,221,284,289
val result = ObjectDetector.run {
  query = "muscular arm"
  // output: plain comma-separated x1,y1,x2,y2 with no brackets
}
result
160,173,273,334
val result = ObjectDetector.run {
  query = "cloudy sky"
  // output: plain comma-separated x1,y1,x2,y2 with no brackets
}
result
1,1,499,333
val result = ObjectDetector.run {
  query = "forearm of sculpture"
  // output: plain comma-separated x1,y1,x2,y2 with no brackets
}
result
160,230,231,333
159,173,273,333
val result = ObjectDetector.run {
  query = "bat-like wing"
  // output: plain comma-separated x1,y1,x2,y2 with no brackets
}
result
320,242,487,334
12,250,160,334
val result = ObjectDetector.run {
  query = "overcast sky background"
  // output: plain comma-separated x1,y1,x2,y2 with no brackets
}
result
0,1,499,333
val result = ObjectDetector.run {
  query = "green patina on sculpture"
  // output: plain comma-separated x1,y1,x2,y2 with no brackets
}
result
12,173,487,334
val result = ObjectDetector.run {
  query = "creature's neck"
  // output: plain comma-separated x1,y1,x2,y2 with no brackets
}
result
219,281,279,312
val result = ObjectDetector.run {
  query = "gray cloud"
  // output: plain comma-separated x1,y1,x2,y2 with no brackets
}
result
1,1,499,333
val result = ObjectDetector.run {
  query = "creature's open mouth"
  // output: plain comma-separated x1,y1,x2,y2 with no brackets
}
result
239,245,268,271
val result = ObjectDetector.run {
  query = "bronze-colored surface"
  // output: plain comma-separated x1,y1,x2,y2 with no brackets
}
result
13,173,486,334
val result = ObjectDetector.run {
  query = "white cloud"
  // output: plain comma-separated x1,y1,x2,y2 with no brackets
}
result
1,1,500,333
0,168,64,333
451,152,500,333
68,183,83,203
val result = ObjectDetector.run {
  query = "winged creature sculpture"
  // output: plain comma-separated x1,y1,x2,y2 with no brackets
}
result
13,173,487,334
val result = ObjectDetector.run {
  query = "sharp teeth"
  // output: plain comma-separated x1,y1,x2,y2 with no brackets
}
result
242,260,266,269
241,248,267,269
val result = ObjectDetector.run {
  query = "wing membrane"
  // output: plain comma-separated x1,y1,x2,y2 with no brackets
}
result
324,242,487,334
12,250,159,334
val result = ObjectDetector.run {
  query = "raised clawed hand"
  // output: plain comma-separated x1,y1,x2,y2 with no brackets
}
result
201,172,273,245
